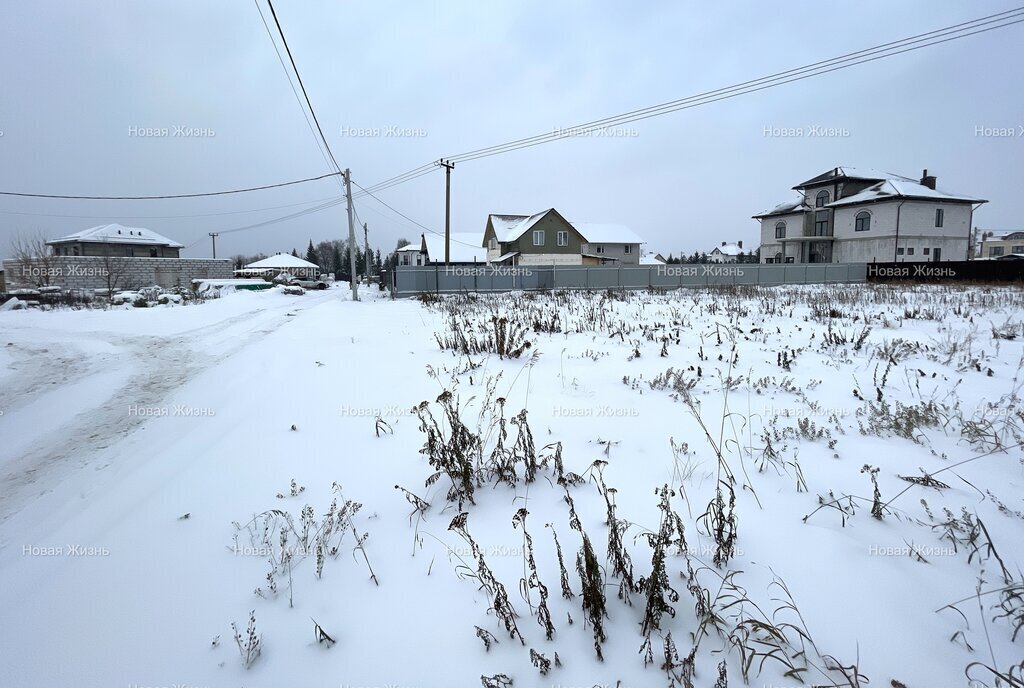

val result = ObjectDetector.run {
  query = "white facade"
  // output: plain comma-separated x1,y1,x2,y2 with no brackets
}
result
754,168,985,264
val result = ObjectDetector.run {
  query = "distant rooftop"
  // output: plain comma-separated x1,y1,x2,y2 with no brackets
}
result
47,223,184,248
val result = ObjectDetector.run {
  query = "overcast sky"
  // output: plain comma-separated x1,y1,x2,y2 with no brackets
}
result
1,1,1021,261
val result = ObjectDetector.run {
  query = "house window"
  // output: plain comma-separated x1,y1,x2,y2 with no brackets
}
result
73,246,80,256
897,247,905,256
775,252,783,263
923,247,931,255
488,238,497,250
533,230,544,246
556,231,568,247
595,245,605,254
785,256,794,263
935,208,944,227
990,246,1004,257
815,190,830,208
775,221,786,239
124,247,134,257
1012,245,1024,254
400,253,409,265
855,211,871,232
624,244,632,254
907,247,915,256
150,248,159,257
814,210,830,236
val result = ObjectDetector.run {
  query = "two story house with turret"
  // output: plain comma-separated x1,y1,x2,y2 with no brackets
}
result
754,167,986,264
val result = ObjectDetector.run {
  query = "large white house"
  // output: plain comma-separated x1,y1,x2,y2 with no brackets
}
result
754,167,986,264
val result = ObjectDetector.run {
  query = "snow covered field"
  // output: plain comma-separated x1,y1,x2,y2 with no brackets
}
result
0,284,1022,688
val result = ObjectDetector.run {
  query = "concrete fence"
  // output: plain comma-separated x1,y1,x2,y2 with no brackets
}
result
392,263,867,297
2,256,233,292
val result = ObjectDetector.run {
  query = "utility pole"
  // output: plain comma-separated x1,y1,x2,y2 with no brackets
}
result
209,232,219,259
363,222,371,282
344,169,359,301
439,159,455,264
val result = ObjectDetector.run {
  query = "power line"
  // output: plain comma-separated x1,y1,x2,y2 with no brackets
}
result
0,195,345,220
263,0,343,178
181,196,348,248
0,172,342,201
351,179,479,248
356,8,1024,187
253,0,339,181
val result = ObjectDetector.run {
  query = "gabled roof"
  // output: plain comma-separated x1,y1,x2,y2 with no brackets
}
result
571,223,644,244
423,233,486,263
487,211,644,245
395,243,422,252
712,244,743,256
827,179,986,207
794,166,918,189
487,210,556,242
47,223,184,248
752,197,811,219
244,253,320,270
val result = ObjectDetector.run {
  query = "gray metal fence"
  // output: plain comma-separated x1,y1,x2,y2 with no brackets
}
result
392,263,867,297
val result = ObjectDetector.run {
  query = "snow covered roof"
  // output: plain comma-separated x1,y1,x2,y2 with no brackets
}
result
47,224,184,248
795,166,918,189
244,253,320,270
572,223,644,244
395,243,422,252
493,251,520,263
712,244,743,256
639,254,666,265
422,233,486,263
488,211,644,245
979,230,1024,241
827,179,986,207
488,211,552,242
752,198,810,219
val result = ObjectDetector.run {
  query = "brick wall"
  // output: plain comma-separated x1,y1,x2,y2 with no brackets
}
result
2,256,232,291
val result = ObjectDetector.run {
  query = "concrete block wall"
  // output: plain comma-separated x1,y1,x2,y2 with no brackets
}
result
2,257,232,291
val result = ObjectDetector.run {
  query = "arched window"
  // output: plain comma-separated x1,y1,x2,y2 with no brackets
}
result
775,252,783,264
775,221,786,239
815,190,830,207
855,211,871,232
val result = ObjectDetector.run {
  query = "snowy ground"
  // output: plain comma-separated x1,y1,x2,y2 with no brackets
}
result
0,284,1022,688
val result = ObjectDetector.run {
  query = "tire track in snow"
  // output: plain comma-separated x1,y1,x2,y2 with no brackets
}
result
0,302,315,525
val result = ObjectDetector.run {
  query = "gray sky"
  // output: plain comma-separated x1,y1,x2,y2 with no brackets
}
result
1,0,1021,261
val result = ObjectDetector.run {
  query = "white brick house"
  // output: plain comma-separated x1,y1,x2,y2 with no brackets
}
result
754,167,987,263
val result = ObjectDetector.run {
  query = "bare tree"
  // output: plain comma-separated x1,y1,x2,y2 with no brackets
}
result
97,244,135,300
7,231,57,288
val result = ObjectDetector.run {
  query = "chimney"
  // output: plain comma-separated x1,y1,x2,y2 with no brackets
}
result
738,240,743,249
721,241,727,246
921,168,937,190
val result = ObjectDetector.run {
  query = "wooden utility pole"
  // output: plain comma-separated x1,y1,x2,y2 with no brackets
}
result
439,159,455,264
209,232,219,259
344,169,358,301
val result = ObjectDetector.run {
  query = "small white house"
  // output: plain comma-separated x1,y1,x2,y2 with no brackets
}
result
235,253,320,278
396,233,487,266
708,241,745,263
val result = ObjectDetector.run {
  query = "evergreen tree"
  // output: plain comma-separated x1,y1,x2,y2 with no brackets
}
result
375,249,382,274
291,248,298,257
330,245,343,277
305,240,319,269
